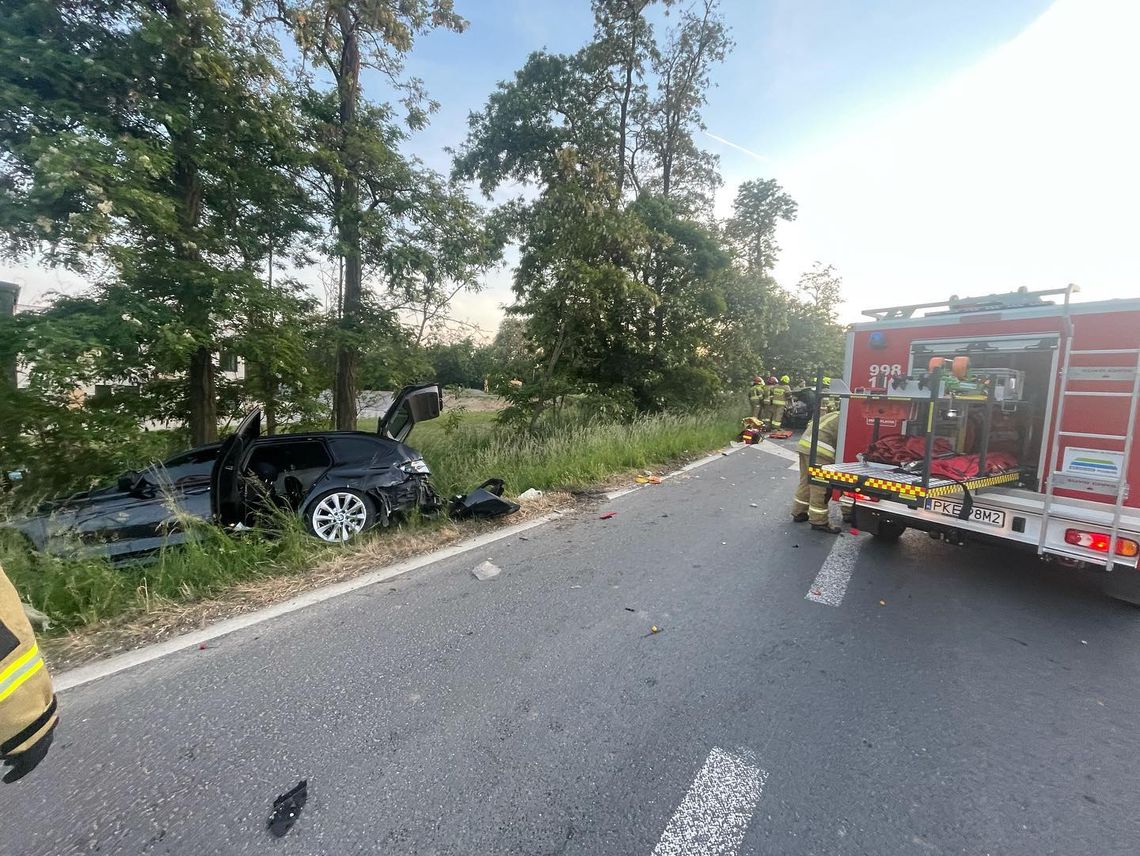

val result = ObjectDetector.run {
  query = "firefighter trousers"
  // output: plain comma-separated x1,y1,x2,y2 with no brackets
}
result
793,453,831,525
762,403,783,427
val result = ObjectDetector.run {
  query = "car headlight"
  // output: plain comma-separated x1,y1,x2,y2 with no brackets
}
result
400,458,431,475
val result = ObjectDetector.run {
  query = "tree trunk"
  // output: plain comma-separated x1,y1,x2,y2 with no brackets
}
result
189,347,217,446
616,35,635,199
162,0,216,445
333,7,362,431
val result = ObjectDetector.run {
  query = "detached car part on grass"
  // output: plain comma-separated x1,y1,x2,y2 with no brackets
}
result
6,384,445,562
448,478,520,520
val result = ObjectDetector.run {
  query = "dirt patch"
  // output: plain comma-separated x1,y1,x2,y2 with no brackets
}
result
444,389,505,413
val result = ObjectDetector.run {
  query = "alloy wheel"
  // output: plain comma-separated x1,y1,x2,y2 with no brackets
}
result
310,492,369,542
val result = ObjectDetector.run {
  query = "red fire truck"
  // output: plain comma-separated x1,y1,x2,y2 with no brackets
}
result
806,286,1140,603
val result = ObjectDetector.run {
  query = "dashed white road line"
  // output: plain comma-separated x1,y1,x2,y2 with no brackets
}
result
805,533,867,607
651,747,767,856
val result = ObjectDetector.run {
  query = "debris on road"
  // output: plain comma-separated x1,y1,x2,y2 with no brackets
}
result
650,625,660,634
750,503,758,508
268,780,308,838
879,600,887,606
517,488,544,501
472,561,502,581
624,607,636,613
635,475,663,485
599,511,617,520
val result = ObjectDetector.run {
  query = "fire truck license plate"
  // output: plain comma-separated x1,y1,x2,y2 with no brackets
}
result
925,499,1007,528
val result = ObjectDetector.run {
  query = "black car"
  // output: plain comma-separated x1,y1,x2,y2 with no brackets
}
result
7,383,444,562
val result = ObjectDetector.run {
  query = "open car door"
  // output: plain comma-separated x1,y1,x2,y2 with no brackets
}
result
378,383,443,443
210,408,261,526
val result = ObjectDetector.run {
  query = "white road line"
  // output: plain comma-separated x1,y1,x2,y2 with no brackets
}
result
805,533,866,607
55,512,561,692
605,445,746,500
651,747,767,856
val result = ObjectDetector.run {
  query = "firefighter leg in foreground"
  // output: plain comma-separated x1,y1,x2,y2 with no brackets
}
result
0,562,58,783
791,410,842,534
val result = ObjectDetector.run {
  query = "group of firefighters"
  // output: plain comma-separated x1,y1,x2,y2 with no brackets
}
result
747,372,844,535
748,374,792,426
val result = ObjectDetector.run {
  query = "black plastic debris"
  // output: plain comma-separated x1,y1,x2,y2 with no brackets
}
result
449,478,520,520
268,780,308,838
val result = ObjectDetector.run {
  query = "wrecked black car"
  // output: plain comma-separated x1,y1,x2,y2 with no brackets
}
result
6,383,444,562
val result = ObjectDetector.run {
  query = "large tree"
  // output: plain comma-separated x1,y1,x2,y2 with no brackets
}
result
250,0,467,429
1,0,313,445
455,0,738,419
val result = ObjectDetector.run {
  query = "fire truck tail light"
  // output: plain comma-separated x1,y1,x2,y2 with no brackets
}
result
1064,529,1140,557
842,491,879,503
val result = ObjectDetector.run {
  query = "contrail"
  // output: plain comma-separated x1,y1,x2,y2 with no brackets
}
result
703,131,775,164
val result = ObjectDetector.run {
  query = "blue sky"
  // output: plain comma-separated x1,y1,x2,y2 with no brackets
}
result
391,0,1052,173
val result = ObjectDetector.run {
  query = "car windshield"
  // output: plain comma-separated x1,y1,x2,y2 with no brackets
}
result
140,447,219,487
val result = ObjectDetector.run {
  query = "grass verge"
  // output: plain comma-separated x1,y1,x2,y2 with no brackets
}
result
2,407,744,659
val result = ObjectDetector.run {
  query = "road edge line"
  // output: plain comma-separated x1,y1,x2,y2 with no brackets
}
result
54,512,561,692
605,443,746,501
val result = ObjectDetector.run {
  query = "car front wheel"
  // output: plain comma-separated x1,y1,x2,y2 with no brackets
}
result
305,489,375,543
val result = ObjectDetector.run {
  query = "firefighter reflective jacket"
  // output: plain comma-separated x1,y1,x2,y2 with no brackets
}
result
748,382,766,404
768,383,790,407
0,562,57,782
797,410,841,464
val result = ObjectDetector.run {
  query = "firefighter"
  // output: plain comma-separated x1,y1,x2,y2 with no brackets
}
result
820,376,838,413
748,375,766,418
0,562,58,783
765,375,789,427
791,408,842,533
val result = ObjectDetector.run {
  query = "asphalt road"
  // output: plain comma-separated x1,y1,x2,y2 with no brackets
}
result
4,441,1140,855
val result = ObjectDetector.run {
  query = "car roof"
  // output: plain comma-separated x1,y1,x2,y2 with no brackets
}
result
175,431,389,457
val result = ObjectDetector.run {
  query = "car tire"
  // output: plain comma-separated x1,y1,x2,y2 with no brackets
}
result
304,489,376,543
872,519,907,542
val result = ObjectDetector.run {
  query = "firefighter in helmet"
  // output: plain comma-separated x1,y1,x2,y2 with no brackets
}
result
0,562,58,783
748,375,766,419
792,409,842,533
762,376,786,427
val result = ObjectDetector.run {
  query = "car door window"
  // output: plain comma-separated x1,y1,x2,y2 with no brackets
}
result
328,437,381,465
244,441,332,498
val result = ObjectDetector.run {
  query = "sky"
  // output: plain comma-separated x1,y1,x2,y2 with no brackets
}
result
5,0,1137,332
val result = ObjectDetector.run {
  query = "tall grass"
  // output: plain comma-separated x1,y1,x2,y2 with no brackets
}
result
1,407,743,631
419,408,742,497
